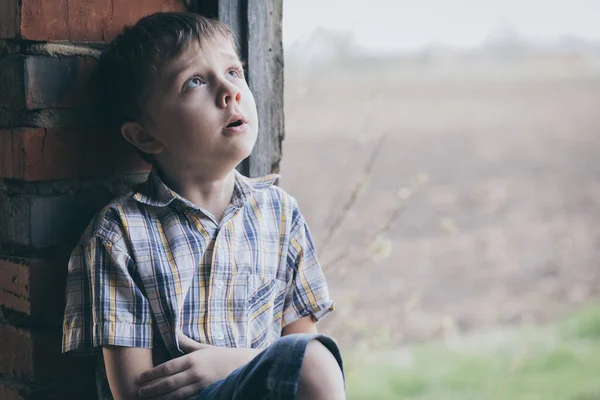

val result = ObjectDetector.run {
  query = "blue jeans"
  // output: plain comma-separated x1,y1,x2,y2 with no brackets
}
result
193,334,344,400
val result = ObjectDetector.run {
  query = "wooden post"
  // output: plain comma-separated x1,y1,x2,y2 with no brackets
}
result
194,0,284,178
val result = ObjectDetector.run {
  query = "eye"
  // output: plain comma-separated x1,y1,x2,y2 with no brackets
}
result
183,76,205,91
227,67,244,79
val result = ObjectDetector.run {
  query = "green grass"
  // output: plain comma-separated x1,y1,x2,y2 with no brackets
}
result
345,304,600,400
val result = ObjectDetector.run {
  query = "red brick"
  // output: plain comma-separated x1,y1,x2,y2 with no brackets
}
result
0,55,26,111
24,56,98,109
0,54,99,111
0,258,66,319
0,385,22,400
0,324,95,382
1,0,187,41
0,127,150,181
0,191,113,248
0,325,38,380
0,379,38,400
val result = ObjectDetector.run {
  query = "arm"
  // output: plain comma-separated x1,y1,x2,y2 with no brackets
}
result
137,317,316,400
137,333,260,399
103,346,154,400
63,235,156,398
281,201,335,330
283,315,318,335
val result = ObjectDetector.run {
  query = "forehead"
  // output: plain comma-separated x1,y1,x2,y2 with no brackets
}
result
162,37,239,78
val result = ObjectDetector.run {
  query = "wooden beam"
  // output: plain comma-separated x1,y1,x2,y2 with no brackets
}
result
246,0,284,177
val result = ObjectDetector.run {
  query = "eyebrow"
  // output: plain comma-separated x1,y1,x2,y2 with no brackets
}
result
220,51,242,64
167,58,198,87
165,51,244,88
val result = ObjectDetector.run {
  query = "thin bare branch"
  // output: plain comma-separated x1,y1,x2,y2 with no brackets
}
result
323,176,429,273
318,133,387,257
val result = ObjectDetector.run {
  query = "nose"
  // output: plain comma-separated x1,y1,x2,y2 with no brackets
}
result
218,80,242,108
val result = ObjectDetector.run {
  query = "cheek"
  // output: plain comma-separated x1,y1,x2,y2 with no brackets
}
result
148,103,203,146
165,99,209,131
147,98,182,128
243,89,258,120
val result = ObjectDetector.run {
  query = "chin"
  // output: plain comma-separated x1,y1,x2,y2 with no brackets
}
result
225,128,257,161
229,141,255,163
242,131,258,155
239,144,255,160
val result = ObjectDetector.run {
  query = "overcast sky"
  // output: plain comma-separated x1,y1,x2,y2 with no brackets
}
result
283,0,600,52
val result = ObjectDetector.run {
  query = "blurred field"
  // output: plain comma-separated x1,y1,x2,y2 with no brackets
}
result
280,55,600,396
345,303,600,400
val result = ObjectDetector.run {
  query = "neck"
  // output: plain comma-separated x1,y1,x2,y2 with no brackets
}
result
157,166,237,224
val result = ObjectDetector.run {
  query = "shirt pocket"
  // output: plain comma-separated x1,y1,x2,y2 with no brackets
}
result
246,274,287,348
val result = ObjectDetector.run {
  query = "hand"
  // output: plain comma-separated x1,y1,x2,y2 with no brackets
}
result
137,333,259,399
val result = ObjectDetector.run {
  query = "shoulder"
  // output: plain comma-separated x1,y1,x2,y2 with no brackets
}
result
251,182,302,223
265,184,298,207
246,178,313,239
243,174,299,208
77,189,144,248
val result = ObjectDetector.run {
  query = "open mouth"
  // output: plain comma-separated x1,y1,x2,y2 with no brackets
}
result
227,119,244,128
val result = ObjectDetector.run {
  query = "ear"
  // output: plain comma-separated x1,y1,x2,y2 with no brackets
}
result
120,121,164,155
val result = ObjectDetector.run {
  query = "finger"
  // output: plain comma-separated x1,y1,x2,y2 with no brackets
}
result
138,370,197,398
157,381,206,400
140,356,191,384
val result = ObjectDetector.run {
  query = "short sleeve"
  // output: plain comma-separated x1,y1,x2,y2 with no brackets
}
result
62,236,153,353
282,204,334,327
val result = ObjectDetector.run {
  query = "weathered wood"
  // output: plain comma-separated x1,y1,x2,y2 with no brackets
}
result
218,0,247,55
196,0,283,178
246,0,284,177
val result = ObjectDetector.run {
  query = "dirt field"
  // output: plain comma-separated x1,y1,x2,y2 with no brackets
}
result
279,57,600,350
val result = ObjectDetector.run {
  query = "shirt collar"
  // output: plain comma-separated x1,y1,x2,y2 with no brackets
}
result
133,168,280,209
231,169,280,207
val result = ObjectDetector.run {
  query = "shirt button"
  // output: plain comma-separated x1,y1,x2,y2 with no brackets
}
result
215,281,224,289
214,332,225,341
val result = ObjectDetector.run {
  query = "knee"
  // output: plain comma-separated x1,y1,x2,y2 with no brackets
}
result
298,340,345,400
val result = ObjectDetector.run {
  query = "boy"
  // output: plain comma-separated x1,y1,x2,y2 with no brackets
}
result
62,12,344,400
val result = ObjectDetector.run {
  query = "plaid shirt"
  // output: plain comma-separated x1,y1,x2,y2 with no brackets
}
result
62,169,333,397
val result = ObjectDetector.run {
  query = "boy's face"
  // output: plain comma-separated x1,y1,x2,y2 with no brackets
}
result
140,36,258,177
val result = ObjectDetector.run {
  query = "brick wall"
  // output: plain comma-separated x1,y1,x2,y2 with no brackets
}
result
0,1,188,398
